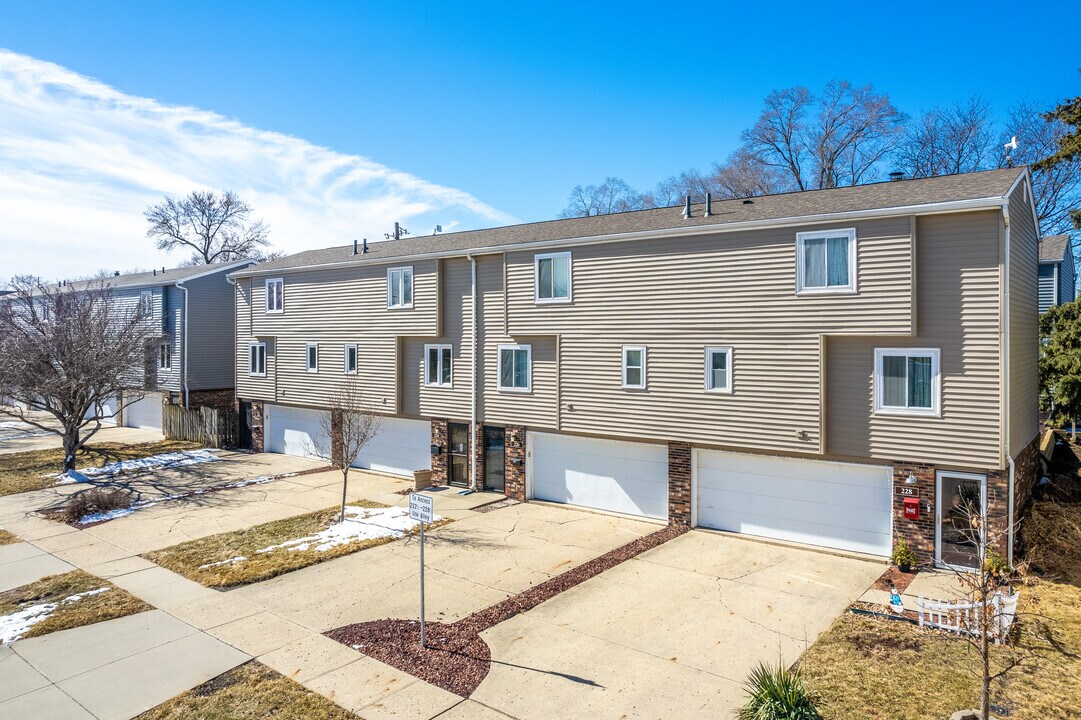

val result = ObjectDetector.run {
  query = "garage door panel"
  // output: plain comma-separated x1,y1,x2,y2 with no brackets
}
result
124,395,162,430
696,450,891,556
351,418,430,477
266,405,327,459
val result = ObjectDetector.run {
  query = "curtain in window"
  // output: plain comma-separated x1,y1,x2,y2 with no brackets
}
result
538,258,553,298
500,349,514,387
908,356,932,408
804,238,827,287
882,355,907,407
826,237,849,287
441,348,452,384
390,272,401,306
552,255,569,298
711,351,727,389
514,349,529,387
427,347,439,384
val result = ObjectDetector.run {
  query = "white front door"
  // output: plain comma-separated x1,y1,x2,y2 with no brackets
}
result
695,449,893,556
934,471,987,570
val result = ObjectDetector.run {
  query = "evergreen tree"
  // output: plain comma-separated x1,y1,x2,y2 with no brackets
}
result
1039,301,1081,432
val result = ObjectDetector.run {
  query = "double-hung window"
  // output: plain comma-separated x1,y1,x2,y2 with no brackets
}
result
248,342,267,377
535,252,572,303
265,278,284,313
139,291,153,316
387,267,413,308
497,344,531,392
704,347,733,393
622,346,646,389
158,342,171,370
305,343,318,373
875,348,940,416
344,344,358,374
796,229,856,293
425,344,453,387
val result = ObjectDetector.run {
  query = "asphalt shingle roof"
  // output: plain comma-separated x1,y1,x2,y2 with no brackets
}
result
236,167,1026,275
64,261,251,292
1040,234,1071,263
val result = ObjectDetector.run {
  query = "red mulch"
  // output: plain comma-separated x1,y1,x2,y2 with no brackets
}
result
325,522,688,697
872,566,918,593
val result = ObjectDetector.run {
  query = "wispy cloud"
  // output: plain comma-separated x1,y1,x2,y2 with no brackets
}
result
0,49,516,279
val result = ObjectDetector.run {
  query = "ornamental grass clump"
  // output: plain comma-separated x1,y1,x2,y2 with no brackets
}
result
739,661,822,720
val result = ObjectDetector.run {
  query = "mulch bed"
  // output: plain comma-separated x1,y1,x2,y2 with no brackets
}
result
325,522,688,697
872,566,918,594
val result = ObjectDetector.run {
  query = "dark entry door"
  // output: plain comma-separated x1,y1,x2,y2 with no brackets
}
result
448,422,470,486
239,402,253,450
484,426,505,492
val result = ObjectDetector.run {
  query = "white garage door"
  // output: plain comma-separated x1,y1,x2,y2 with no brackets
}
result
528,432,668,520
351,417,431,477
124,394,162,430
696,450,892,556
265,404,328,459
86,396,118,425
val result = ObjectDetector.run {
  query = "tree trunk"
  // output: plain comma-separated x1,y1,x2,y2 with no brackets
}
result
981,581,991,720
339,467,349,524
62,425,80,473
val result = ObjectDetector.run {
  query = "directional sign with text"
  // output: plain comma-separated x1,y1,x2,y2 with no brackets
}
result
409,493,433,523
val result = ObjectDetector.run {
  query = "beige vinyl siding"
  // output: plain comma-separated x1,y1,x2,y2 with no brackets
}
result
827,210,1002,467
1007,181,1040,456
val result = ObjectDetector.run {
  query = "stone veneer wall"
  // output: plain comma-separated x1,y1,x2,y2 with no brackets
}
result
430,419,448,485
250,400,264,453
505,425,526,501
667,441,692,526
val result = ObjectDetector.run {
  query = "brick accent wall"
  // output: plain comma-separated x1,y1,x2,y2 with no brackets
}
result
473,423,486,489
187,388,235,411
430,419,448,486
1012,434,1041,517
892,462,936,562
250,400,264,453
667,441,692,526
505,425,526,501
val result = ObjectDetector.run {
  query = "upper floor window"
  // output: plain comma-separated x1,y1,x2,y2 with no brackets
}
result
344,344,358,374
498,344,532,392
140,291,153,316
874,348,940,416
249,342,267,377
265,278,284,313
535,252,572,303
387,267,413,309
704,346,733,393
158,342,171,370
425,344,453,387
622,346,646,389
796,229,856,294
306,343,318,373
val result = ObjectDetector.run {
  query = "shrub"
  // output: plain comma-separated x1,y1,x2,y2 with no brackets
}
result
739,661,822,720
891,538,918,570
983,546,1010,578
63,488,131,524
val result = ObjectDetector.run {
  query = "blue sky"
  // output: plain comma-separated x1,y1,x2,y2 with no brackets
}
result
1,1,1079,276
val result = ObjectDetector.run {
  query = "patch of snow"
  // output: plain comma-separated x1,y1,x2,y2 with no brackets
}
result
77,507,137,524
55,449,221,484
197,556,248,570
0,587,110,644
0,421,32,429
257,506,440,554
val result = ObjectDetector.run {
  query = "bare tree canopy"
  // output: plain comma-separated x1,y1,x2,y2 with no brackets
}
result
313,378,383,523
558,177,646,218
144,190,271,264
0,277,159,472
895,96,998,178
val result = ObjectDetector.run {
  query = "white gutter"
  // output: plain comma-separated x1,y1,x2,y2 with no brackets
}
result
228,196,1012,281
468,254,479,492
1002,201,1015,566
175,281,191,409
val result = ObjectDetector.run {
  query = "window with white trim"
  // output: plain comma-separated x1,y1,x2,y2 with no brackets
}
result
305,343,318,373
425,344,453,387
622,346,646,389
874,348,940,415
159,342,171,370
535,251,572,303
497,344,532,392
344,344,358,374
265,278,284,313
248,342,267,376
387,267,413,308
796,228,856,293
140,291,153,316
704,347,733,393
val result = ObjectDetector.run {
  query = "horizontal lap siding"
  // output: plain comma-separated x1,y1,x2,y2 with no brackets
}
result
1038,264,1056,313
1008,188,1040,456
183,272,238,390
827,211,1002,467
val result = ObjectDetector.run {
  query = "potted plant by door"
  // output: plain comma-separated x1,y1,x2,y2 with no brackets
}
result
891,538,917,573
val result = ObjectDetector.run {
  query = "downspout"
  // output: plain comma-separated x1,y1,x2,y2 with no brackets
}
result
1002,203,1016,566
468,255,479,492
176,281,191,409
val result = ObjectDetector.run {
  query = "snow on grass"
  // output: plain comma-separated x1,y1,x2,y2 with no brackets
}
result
257,506,440,554
55,448,221,484
197,556,248,570
0,587,109,644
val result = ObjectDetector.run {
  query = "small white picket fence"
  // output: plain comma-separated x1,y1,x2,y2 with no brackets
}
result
916,592,1019,644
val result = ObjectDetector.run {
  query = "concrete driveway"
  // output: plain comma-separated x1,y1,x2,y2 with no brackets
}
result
0,411,164,455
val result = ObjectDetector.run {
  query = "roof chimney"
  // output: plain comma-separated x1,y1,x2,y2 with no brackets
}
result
682,195,692,219
363,238,369,254
889,171,905,182
704,192,713,217
353,239,358,256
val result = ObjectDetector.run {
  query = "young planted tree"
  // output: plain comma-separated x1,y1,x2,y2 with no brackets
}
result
0,277,157,473
1039,301,1081,434
144,190,272,264
314,378,383,523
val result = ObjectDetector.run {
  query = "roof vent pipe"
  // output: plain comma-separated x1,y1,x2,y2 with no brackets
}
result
353,239,358,256
114,271,120,276
889,171,905,181
161,267,165,273
682,195,692,219
705,192,713,217
742,199,754,205
363,238,368,254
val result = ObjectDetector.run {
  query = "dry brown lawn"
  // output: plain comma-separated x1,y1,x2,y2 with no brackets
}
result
0,569,152,642
144,501,447,588
0,529,17,545
0,440,202,496
134,661,357,720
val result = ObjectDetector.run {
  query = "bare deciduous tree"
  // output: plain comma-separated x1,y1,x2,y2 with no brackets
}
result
641,168,714,207
741,80,906,190
711,147,792,199
558,177,645,218
0,277,158,473
313,378,383,523
895,96,999,178
144,190,271,264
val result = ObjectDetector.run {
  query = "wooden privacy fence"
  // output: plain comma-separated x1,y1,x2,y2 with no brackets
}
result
163,404,238,448
916,592,1019,644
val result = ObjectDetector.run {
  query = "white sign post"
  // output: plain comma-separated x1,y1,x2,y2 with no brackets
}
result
409,493,434,647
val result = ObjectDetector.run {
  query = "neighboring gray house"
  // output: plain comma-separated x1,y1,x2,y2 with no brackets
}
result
72,261,253,430
1038,234,1075,313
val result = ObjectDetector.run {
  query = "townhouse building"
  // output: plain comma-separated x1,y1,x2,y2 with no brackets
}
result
1038,234,1075,313
230,167,1039,569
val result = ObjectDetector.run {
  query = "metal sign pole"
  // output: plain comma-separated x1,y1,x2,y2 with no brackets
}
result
419,518,425,648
